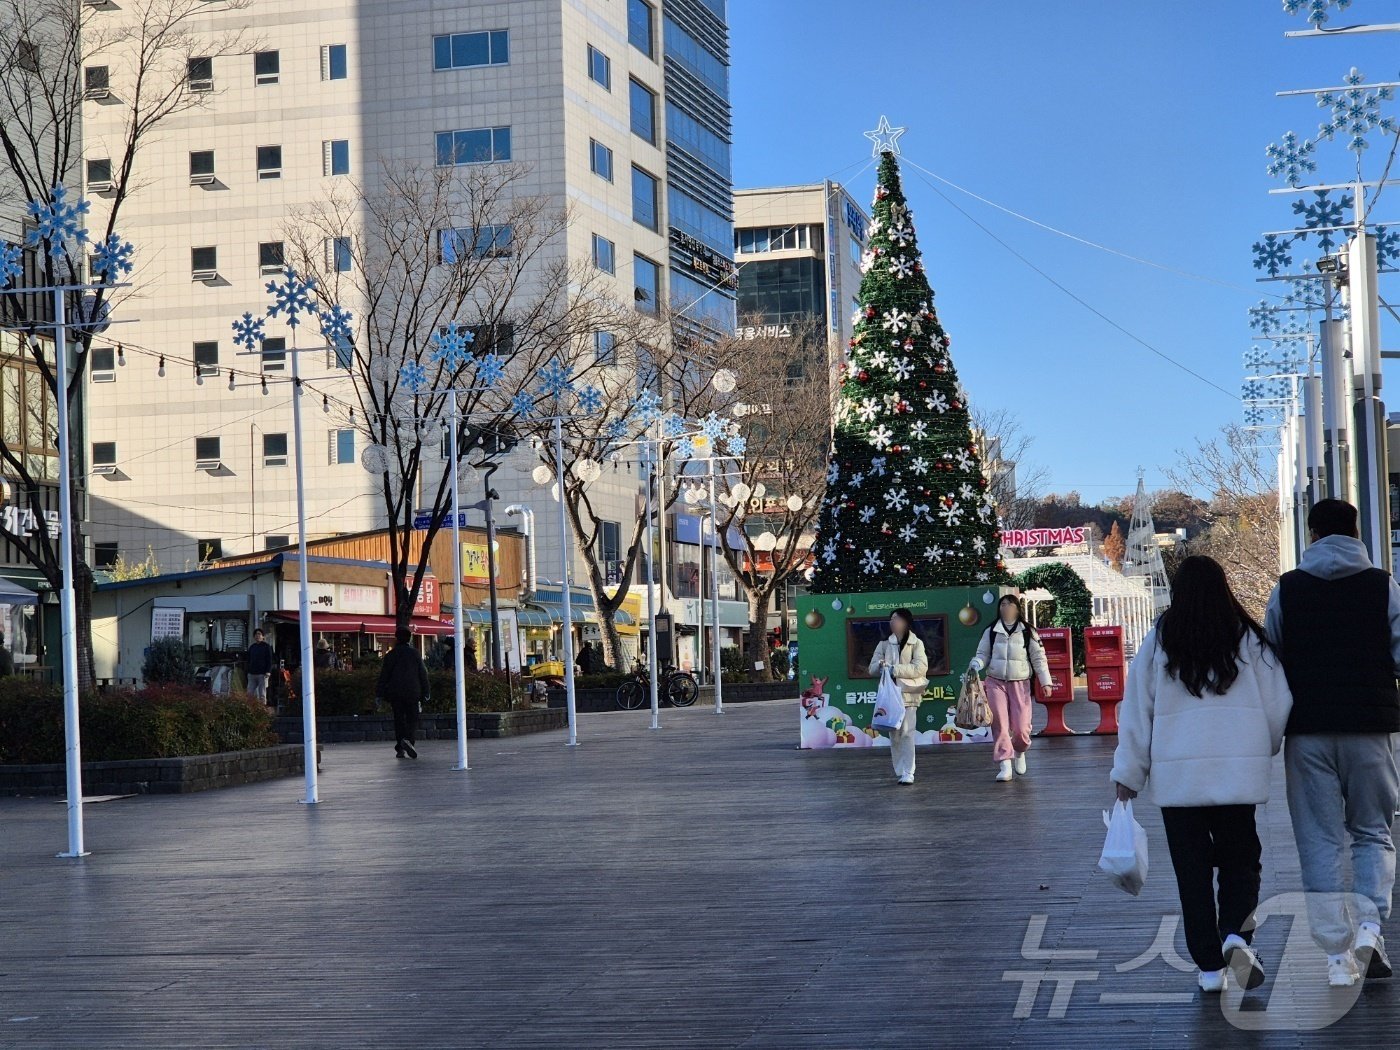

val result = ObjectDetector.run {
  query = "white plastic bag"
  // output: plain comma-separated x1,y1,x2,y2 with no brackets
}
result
871,666,906,731
1098,800,1149,896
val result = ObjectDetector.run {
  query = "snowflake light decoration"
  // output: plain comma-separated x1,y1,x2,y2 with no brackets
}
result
955,449,974,471
1283,0,1351,28
891,357,913,381
90,233,134,283
577,385,604,414
699,412,727,442
898,525,917,543
885,487,908,511
1243,404,1267,427
1248,300,1280,336
635,389,662,424
231,312,266,351
1252,234,1293,277
1291,190,1351,253
881,309,910,333
1243,345,1271,373
890,256,915,279
476,353,506,388
430,322,473,370
939,503,964,526
26,184,89,258
1375,226,1400,270
399,361,429,393
821,540,837,564
1266,131,1317,187
605,418,629,442
319,304,355,355
972,536,987,555
0,243,20,288
537,358,575,400
511,391,536,416
911,456,929,475
867,424,893,450
1316,67,1396,155
859,505,875,523
926,391,948,413
860,548,885,574
889,224,912,248
856,397,880,423
909,420,929,440
265,268,318,328
826,461,840,484
850,471,865,488
663,414,688,439
726,434,747,457
674,437,696,461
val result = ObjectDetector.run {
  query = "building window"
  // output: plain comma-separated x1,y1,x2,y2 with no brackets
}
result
629,79,656,144
439,225,513,263
435,126,511,166
587,45,611,90
86,158,112,187
83,65,110,97
263,432,288,466
634,253,660,313
254,50,280,85
327,236,353,272
849,235,862,267
193,341,220,376
189,149,216,180
191,246,218,279
592,234,616,275
187,56,213,91
262,337,286,371
470,322,515,356
91,347,116,382
594,331,616,365
631,166,659,231
197,538,223,564
323,139,350,176
432,30,509,70
736,226,811,254
94,542,118,570
259,241,284,275
331,428,355,465
256,145,282,179
195,436,221,466
321,44,348,81
92,441,117,467
589,139,613,182
628,0,655,58
265,535,290,550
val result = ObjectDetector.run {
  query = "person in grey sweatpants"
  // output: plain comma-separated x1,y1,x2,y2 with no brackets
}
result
1265,498,1400,988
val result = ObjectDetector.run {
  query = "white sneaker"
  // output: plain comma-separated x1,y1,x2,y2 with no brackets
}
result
1223,933,1266,990
1198,968,1227,992
1356,925,1393,979
897,773,914,785
1013,753,1027,776
1328,952,1361,987
995,760,1013,782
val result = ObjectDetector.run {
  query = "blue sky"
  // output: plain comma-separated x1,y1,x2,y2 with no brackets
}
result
728,1,1397,501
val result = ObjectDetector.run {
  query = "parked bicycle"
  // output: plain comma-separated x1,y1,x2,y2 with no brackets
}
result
616,663,699,710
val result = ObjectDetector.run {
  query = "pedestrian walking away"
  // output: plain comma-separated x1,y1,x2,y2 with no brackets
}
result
245,628,274,705
377,627,430,760
967,594,1051,782
1111,555,1292,993
1265,498,1400,987
867,608,928,785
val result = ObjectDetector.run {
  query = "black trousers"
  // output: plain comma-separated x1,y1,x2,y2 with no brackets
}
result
1160,804,1262,971
389,699,419,747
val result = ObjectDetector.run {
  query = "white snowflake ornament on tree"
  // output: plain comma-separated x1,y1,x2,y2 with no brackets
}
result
868,424,893,450
861,549,885,574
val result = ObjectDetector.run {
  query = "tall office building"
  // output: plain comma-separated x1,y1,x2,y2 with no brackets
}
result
79,0,735,620
732,183,868,360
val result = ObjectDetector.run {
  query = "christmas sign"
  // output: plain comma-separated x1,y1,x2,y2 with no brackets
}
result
809,147,1007,593
1000,527,1087,549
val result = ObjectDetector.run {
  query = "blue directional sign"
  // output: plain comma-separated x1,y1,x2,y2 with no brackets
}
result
412,511,470,531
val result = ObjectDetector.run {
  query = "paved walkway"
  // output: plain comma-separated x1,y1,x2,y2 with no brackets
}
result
1,699,1397,1048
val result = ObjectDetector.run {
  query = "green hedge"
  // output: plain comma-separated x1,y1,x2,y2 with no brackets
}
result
0,681,278,765
312,668,514,716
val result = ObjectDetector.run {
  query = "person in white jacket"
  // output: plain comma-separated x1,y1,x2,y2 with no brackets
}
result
968,595,1052,782
1111,556,1293,994
868,608,929,786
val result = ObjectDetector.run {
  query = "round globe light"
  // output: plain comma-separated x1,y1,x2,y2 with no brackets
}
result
531,465,553,486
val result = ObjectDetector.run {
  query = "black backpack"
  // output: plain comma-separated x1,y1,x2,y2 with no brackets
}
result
984,622,1035,662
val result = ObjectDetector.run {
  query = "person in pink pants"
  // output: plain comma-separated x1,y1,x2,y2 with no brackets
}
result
968,594,1052,781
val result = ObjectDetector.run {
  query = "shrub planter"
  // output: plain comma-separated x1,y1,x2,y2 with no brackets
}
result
0,744,312,797
548,680,797,713
273,709,565,744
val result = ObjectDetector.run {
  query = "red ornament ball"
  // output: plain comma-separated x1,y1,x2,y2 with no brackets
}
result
934,364,946,374
919,381,927,389
951,400,962,410
858,370,869,382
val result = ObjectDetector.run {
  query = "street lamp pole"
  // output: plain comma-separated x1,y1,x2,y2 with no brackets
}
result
643,432,661,728
708,458,723,715
447,397,469,771
288,333,319,804
481,460,503,671
553,415,579,746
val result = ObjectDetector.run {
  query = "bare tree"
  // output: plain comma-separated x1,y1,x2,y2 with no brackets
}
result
284,160,633,626
0,0,249,687
1166,425,1280,617
970,405,1048,530
707,324,832,680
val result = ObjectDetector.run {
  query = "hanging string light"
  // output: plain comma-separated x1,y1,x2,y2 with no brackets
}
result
227,370,235,391
261,375,269,396
157,355,165,377
116,343,125,367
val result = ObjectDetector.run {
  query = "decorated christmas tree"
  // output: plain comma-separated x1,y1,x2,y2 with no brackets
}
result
809,145,1008,593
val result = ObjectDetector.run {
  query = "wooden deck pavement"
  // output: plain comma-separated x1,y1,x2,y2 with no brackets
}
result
1,698,1397,1048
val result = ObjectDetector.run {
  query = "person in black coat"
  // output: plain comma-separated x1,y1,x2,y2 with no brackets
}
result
245,629,274,704
377,627,430,759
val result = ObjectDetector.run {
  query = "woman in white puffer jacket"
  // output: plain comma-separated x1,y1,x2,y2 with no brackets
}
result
1111,555,1292,994
968,594,1052,782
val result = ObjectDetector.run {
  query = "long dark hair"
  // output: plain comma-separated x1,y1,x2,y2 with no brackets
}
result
995,594,1035,640
891,608,914,643
1157,555,1267,697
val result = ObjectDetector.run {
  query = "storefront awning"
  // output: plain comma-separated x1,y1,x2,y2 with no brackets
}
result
270,611,455,636
0,576,38,605
531,601,588,624
515,607,552,628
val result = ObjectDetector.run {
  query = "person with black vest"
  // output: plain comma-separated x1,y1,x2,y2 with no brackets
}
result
1265,498,1400,988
